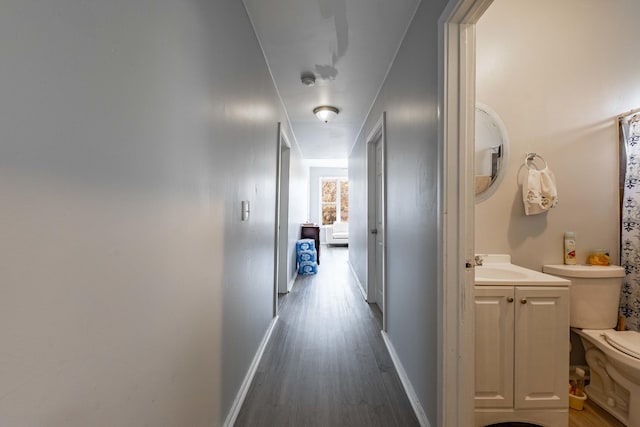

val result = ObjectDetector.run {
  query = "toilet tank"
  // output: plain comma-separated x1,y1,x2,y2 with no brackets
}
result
542,264,625,329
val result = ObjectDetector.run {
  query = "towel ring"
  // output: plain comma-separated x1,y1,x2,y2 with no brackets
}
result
524,152,548,170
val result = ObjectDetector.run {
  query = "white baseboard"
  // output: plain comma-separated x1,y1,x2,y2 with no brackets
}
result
223,316,279,427
278,270,298,295
381,331,431,427
287,270,298,292
347,259,367,300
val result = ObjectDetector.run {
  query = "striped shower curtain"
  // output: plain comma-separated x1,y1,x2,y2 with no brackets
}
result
620,113,640,331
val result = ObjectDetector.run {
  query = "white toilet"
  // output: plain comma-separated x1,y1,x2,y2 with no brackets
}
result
543,264,640,426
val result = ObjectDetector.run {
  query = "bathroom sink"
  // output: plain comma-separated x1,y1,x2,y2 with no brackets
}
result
474,254,571,286
475,266,528,280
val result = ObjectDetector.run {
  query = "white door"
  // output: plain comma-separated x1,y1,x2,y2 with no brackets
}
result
474,286,515,409
374,137,384,311
514,286,569,410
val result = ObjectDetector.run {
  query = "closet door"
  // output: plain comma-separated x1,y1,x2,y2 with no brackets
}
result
475,286,515,408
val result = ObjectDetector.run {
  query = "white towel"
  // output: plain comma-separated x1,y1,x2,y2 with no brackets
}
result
523,168,558,215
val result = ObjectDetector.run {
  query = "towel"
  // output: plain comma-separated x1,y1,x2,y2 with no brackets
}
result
523,168,558,215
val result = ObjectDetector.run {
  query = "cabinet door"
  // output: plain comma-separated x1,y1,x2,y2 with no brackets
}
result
474,286,515,408
514,286,569,409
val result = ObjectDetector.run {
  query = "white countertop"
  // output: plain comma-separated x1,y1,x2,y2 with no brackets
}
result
474,254,570,286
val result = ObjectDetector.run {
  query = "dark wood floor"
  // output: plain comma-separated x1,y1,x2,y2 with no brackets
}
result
235,246,419,427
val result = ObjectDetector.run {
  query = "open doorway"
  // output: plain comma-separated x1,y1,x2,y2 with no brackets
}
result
438,0,493,424
308,162,349,253
439,0,626,424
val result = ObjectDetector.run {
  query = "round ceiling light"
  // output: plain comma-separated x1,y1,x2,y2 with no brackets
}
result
313,105,339,123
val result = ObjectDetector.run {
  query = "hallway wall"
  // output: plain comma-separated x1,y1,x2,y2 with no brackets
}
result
348,0,449,423
0,0,306,425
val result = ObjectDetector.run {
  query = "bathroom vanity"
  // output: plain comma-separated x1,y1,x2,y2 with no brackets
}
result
474,255,570,427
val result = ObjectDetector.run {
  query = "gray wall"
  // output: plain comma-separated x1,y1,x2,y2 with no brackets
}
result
0,0,306,425
348,0,448,423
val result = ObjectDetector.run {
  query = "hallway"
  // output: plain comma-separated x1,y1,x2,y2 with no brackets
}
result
235,246,419,426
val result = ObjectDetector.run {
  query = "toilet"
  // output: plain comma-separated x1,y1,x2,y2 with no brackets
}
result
543,264,640,426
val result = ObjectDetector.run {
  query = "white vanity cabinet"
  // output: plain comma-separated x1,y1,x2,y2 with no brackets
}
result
474,284,569,426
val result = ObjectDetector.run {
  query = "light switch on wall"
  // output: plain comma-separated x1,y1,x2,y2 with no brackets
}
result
241,200,250,221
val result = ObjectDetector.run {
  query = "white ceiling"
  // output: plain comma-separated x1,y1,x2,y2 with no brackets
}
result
243,0,420,159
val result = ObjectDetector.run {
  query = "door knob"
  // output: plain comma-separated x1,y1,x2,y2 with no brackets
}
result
506,297,514,303
521,298,527,304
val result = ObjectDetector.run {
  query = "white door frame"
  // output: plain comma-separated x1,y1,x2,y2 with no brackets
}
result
438,0,493,425
366,112,387,331
278,134,291,295
273,122,291,316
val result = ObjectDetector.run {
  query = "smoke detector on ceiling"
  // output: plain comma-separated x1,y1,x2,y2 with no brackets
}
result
301,72,316,87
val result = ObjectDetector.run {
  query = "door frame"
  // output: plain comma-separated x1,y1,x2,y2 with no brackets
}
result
438,0,493,425
366,112,387,331
278,134,291,295
273,122,291,316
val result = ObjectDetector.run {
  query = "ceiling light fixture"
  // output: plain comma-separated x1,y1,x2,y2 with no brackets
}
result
313,105,339,123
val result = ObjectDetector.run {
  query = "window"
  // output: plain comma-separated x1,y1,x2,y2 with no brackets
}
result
320,177,349,225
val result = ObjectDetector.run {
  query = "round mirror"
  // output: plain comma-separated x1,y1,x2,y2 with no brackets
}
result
475,103,509,202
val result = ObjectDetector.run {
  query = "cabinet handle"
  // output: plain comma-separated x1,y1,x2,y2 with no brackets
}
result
521,298,527,304
506,297,514,303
